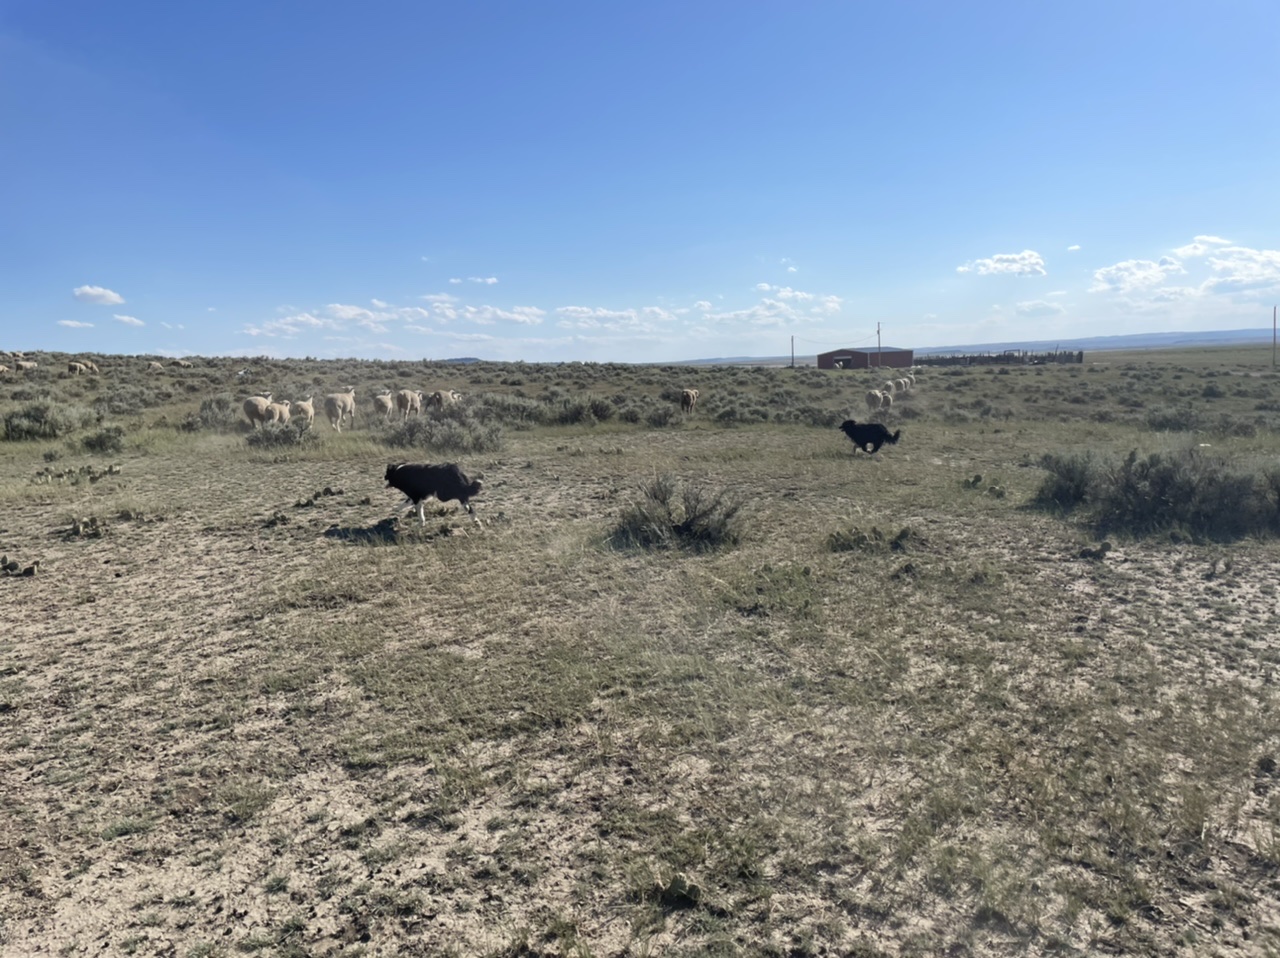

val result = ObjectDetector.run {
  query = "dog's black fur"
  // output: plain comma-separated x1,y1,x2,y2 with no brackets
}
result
839,419,901,455
385,462,483,523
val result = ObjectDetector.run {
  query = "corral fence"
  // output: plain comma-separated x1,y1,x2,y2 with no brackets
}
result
917,349,1084,367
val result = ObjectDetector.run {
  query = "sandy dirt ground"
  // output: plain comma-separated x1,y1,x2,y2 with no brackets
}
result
2,429,1280,956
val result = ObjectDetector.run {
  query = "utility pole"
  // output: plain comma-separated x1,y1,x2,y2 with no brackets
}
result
876,322,882,368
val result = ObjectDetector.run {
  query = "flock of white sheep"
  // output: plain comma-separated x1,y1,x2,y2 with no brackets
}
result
863,370,918,415
241,387,466,433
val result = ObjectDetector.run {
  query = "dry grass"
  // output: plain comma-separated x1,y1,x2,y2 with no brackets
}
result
1,349,1280,955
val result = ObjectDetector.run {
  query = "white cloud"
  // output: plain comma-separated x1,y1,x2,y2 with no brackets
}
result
448,278,463,284
755,284,819,302
1090,257,1184,293
72,285,124,305
1203,246,1280,292
160,322,185,330
467,276,499,285
787,266,797,273
207,307,216,312
1067,245,1081,251
694,301,712,311
58,320,94,328
244,312,340,338
1015,299,1066,317
460,305,545,325
554,305,679,333
113,314,144,327
371,298,389,308
1046,290,1067,297
1172,235,1232,258
956,250,1047,276
326,303,377,323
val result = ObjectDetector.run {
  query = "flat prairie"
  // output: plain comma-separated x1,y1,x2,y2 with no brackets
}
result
1,350,1279,956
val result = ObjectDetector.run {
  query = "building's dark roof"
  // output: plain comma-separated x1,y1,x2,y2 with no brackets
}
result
822,346,912,353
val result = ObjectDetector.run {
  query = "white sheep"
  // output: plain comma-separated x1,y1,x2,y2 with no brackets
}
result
880,392,893,411
67,361,88,375
864,389,884,415
293,396,315,429
373,391,395,421
171,359,194,369
266,400,292,425
15,360,38,372
396,388,423,420
0,365,9,375
324,387,357,432
147,361,164,372
426,389,456,411
243,394,274,429
881,380,895,395
83,360,101,374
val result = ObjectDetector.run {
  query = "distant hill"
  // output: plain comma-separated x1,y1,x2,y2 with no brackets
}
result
672,327,1277,366
917,327,1276,355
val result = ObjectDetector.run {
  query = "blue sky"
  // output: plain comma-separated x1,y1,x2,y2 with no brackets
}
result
3,1,1278,362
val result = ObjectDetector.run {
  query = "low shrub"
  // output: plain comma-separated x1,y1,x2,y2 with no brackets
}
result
646,406,677,428
180,394,242,433
608,474,744,552
1035,447,1280,540
385,414,503,453
82,425,126,454
3,402,97,441
245,422,319,450
1033,453,1097,511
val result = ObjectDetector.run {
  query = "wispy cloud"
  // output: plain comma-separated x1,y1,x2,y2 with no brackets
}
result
1090,257,1184,293
243,312,340,338
1015,299,1066,317
58,320,94,328
756,284,816,302
450,276,499,285
113,314,144,327
1172,235,1232,258
72,285,124,305
956,250,1047,276
555,306,678,332
459,305,544,325
1067,244,1081,251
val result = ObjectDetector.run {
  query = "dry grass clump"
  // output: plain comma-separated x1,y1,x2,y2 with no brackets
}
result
609,474,745,552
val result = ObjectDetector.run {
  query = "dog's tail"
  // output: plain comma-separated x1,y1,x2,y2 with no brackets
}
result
888,429,901,444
